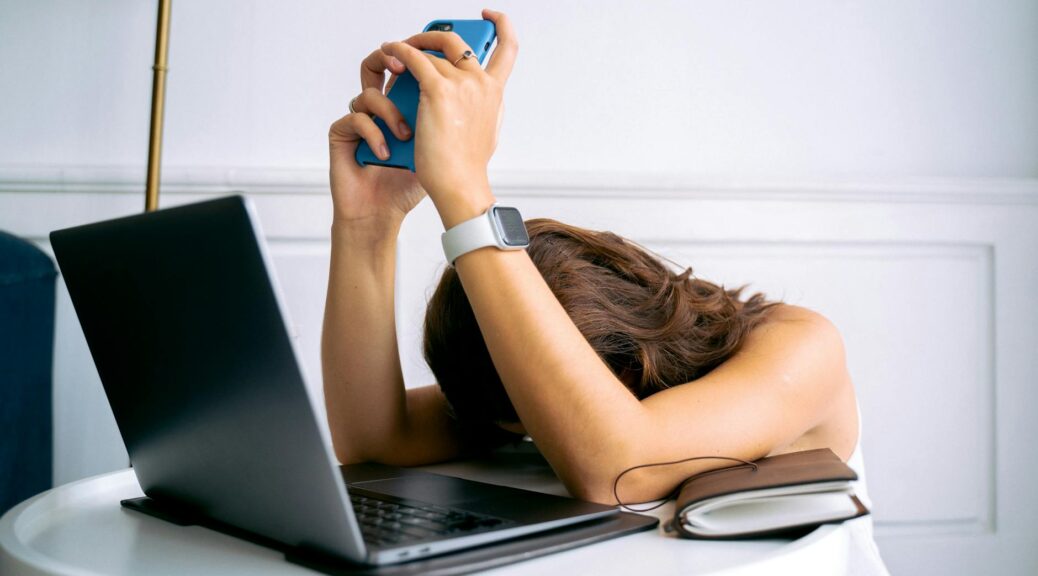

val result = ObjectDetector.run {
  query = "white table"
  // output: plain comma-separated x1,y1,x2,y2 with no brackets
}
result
1,459,850,575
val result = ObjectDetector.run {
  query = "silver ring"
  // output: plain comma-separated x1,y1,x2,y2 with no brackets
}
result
348,96,360,114
452,50,474,66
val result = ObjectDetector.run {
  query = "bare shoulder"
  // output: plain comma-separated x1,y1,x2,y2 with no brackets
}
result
739,303,858,459
762,303,837,328
739,303,845,359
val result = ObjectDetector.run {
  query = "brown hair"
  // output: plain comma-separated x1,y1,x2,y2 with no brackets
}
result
423,218,780,432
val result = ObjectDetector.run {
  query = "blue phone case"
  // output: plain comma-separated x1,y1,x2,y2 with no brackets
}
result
355,20,497,171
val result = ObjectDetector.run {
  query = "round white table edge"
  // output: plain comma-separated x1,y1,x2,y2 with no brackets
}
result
2,468,853,576
1,468,141,576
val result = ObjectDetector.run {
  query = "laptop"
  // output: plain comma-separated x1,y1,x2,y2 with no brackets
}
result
49,195,620,567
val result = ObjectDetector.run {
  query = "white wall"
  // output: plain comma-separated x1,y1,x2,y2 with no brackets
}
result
2,1,1037,574
2,0,1036,176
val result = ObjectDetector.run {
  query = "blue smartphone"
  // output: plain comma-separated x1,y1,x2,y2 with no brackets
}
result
355,19,497,171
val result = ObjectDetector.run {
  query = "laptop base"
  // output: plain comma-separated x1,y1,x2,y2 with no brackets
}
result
122,496,658,575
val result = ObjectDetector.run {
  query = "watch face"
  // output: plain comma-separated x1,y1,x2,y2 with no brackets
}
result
492,207,530,247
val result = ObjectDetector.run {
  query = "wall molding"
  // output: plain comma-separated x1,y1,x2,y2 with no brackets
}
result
1,165,1037,204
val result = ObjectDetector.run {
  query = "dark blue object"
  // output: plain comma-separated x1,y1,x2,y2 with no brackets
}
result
0,231,56,515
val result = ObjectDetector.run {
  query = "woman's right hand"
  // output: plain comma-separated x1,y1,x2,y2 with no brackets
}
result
328,49,426,233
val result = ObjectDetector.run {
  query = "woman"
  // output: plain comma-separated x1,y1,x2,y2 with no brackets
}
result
321,9,860,507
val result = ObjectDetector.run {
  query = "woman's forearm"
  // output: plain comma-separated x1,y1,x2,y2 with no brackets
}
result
377,19,654,499
321,220,407,464
450,208,652,501
452,208,848,503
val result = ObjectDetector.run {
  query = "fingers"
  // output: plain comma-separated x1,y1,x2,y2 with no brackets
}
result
482,9,518,82
351,87,412,141
380,41,445,85
373,11,519,87
360,48,407,92
329,113,390,161
399,31,480,72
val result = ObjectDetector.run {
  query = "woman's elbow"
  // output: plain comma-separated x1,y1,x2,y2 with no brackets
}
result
562,474,618,505
557,448,651,505
564,464,679,505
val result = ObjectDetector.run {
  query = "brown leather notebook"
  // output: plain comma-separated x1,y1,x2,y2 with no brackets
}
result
668,448,869,539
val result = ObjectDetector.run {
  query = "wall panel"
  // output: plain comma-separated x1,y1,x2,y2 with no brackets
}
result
2,171,1035,573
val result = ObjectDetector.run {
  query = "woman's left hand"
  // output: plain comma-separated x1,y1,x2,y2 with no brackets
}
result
378,9,518,229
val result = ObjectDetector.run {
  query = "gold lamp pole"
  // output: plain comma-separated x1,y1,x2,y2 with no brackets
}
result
145,0,172,212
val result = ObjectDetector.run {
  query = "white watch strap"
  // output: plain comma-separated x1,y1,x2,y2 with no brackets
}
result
441,207,499,265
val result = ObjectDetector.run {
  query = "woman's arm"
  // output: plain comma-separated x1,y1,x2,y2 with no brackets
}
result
616,305,858,503
322,223,466,466
382,11,855,503
321,46,467,466
460,248,853,502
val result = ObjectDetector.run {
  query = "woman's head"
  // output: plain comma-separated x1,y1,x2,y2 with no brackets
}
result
423,218,779,434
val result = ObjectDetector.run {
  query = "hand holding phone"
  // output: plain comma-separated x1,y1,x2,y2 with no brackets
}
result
355,20,497,172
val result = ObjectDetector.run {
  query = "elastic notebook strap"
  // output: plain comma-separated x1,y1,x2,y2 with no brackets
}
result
611,455,759,513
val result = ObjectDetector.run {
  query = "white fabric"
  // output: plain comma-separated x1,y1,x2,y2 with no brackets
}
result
842,409,891,576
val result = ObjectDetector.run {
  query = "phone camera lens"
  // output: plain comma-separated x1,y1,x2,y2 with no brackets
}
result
431,22,453,32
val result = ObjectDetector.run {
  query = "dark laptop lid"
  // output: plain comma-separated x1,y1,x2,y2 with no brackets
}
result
50,196,366,562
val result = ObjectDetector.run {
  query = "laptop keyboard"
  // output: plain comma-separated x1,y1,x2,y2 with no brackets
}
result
348,489,512,548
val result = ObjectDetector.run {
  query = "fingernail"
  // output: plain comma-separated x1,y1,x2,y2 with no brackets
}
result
378,143,390,159
398,122,411,138
390,56,403,68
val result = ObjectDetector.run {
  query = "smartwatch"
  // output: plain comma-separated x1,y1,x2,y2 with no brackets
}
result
441,203,530,265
